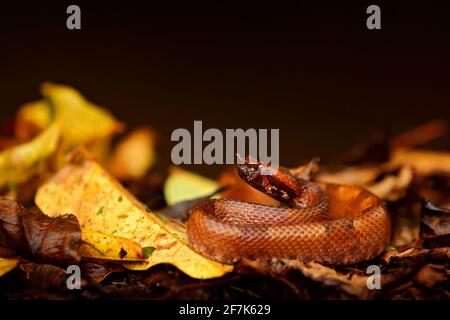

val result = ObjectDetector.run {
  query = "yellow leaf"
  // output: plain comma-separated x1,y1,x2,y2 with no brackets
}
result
0,258,19,277
35,155,233,279
80,230,146,262
15,83,124,163
164,167,220,206
0,123,60,188
40,82,124,144
15,100,52,141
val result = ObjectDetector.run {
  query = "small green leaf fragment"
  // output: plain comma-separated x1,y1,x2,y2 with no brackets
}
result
96,206,104,216
7,181,17,191
143,246,156,258
155,213,168,222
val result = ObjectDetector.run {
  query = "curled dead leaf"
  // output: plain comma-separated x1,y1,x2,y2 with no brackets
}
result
381,246,449,265
0,197,81,266
21,209,81,266
19,262,86,291
80,261,125,283
421,200,450,237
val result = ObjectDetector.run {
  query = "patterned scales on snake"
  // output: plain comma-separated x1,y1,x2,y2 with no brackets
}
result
187,160,391,265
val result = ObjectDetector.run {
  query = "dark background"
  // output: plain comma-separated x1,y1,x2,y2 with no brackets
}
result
0,1,449,176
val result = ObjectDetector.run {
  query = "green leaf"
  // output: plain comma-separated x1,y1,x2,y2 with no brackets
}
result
164,167,220,205
143,246,156,258
96,206,104,216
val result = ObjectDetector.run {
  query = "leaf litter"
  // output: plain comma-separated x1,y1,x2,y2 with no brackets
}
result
0,83,448,300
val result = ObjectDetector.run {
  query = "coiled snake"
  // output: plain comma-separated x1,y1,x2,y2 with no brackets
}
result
187,160,391,265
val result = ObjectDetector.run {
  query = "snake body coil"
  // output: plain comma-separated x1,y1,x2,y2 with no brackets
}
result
187,161,391,265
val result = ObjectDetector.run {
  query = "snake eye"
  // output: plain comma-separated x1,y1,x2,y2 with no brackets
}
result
237,163,260,181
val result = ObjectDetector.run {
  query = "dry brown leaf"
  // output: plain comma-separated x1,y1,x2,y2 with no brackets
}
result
391,218,421,247
80,261,125,283
19,262,85,291
381,246,449,265
239,258,370,298
318,164,413,202
421,200,450,237
414,264,448,288
0,197,82,266
289,158,320,180
366,166,413,201
280,260,370,298
318,165,383,186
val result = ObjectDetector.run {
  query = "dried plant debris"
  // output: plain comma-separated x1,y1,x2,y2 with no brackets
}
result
80,261,125,283
0,197,81,266
421,200,450,237
318,163,414,202
0,84,449,300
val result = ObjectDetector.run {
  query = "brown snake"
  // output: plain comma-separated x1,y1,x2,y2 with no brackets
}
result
187,160,391,265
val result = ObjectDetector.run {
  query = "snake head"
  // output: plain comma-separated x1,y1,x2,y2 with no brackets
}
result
237,161,264,185
237,158,304,204
237,158,280,195
236,155,280,180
